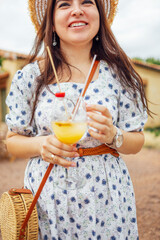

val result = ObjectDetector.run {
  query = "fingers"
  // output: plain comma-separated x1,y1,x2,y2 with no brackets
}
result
41,135,79,168
48,136,77,152
45,153,76,168
86,104,116,143
88,128,106,142
86,104,113,131
87,119,108,132
45,144,79,159
87,111,109,125
87,109,113,134
86,104,112,118
42,135,79,158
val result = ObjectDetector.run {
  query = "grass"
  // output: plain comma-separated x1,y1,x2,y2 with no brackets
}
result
145,126,160,137
144,128,160,149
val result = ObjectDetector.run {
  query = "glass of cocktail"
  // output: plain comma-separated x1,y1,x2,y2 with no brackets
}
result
51,92,87,189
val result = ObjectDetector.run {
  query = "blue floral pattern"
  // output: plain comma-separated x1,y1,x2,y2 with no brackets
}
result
6,60,147,240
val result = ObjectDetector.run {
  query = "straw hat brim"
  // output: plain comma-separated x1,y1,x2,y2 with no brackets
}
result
28,0,118,32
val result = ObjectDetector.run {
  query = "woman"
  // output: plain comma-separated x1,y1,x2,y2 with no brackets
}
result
6,0,148,239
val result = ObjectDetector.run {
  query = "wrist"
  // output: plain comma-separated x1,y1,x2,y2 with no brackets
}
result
106,126,117,145
105,127,124,149
36,136,46,156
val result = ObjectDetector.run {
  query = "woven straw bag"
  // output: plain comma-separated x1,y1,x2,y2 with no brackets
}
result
0,189,38,240
0,162,55,240
0,161,55,240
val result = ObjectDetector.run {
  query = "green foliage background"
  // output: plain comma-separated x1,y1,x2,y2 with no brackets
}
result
133,57,160,65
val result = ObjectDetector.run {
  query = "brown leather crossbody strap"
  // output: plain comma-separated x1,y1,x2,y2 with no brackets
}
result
82,60,99,97
19,163,54,239
19,59,100,239
72,60,99,115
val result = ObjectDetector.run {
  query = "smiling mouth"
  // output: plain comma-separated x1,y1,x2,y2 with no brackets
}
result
69,22,88,28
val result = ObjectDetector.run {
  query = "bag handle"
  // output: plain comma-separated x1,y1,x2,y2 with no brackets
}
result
19,60,99,239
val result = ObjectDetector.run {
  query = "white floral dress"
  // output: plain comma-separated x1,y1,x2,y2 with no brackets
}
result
6,60,147,240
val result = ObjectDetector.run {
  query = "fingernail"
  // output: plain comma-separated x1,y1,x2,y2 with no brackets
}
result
71,163,76,167
74,153,79,157
73,147,77,151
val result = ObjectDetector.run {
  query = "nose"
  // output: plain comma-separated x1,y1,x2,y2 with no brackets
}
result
71,4,84,16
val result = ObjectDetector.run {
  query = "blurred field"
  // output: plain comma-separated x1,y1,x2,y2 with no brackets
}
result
122,148,160,240
144,131,160,149
0,148,160,240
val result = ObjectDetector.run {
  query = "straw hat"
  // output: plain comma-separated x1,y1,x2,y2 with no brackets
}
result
28,0,118,32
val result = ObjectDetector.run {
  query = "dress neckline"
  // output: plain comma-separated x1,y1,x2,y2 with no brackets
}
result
35,60,101,85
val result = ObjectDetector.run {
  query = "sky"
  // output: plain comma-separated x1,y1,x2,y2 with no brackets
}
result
0,0,160,59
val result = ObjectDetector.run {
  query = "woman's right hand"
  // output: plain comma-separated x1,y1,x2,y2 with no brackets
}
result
39,135,79,168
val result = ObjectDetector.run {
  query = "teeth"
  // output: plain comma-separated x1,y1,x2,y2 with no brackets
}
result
70,22,86,27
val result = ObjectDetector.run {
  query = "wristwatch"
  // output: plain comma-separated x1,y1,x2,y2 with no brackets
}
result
105,127,123,149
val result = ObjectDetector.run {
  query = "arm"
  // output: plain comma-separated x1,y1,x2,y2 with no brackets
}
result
6,131,79,167
111,129,144,154
86,104,145,155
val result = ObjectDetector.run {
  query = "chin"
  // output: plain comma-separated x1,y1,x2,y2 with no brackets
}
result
70,38,93,46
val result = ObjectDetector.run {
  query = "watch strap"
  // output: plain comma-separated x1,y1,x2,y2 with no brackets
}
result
105,127,123,149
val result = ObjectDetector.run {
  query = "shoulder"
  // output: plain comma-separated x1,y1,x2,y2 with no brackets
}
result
20,61,41,80
10,61,40,98
99,60,121,87
100,60,117,79
13,61,40,86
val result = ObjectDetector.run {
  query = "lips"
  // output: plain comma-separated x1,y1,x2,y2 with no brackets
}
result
69,22,88,28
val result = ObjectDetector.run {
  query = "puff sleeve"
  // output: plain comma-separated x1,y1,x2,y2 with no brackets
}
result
5,65,37,136
116,87,148,132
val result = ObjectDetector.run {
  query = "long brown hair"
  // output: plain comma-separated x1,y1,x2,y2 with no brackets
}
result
29,0,151,123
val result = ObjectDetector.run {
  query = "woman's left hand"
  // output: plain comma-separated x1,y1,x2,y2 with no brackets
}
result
86,104,117,144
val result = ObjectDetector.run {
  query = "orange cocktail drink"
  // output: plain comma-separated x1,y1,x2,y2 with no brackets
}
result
51,121,87,144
